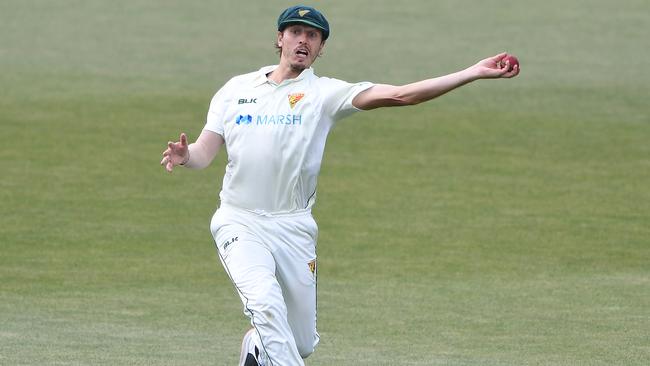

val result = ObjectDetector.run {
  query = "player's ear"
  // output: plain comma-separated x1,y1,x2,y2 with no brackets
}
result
277,31,284,48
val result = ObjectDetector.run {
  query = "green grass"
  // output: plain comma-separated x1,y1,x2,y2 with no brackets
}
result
1,0,648,365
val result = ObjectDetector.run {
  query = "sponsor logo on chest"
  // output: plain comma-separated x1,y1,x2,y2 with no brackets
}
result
288,93,305,109
233,92,306,126
235,114,302,126
235,92,306,108
238,98,257,104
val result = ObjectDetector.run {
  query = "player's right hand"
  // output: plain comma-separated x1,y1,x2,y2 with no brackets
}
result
160,133,189,173
472,53,520,79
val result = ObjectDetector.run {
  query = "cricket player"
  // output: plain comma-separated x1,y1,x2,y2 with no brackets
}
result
160,5,519,366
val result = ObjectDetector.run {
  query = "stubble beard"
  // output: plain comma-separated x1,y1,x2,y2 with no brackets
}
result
289,62,307,73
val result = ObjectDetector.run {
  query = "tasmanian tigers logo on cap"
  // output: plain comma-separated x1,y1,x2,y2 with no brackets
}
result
298,9,310,17
288,93,305,109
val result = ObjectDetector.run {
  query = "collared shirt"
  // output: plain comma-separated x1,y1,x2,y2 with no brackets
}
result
204,65,373,215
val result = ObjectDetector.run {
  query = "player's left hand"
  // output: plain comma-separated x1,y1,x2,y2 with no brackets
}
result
472,53,520,79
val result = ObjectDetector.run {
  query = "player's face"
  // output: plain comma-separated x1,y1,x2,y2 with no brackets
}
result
277,24,325,73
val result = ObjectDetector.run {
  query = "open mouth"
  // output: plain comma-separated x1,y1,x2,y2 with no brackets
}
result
296,49,309,57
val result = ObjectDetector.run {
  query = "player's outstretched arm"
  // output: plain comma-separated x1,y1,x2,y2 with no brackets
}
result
160,130,224,172
352,53,520,111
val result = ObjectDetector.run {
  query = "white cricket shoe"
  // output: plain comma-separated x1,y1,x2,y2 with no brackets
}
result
239,328,264,366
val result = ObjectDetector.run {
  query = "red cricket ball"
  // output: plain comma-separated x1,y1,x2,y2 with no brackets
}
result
502,54,519,72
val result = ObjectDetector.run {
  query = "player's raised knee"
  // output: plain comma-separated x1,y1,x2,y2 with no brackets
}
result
295,330,319,359
297,343,315,359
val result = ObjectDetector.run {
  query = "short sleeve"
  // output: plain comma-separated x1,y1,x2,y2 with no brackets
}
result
320,78,374,122
203,80,234,137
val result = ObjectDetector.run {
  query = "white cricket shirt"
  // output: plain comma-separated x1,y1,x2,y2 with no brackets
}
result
203,65,373,215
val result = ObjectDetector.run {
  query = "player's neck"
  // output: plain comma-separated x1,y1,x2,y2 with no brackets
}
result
267,62,306,84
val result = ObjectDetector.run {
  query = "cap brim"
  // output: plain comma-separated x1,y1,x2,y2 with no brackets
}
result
279,19,327,33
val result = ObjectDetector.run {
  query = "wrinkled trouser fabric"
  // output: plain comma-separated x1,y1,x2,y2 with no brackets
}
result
211,204,319,365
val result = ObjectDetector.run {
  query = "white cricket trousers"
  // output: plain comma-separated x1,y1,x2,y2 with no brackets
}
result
211,204,320,366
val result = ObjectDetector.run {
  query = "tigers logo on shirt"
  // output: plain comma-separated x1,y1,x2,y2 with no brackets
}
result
288,93,305,109
308,259,316,275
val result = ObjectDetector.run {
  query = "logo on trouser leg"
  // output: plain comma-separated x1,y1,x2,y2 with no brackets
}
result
222,236,238,250
308,259,317,276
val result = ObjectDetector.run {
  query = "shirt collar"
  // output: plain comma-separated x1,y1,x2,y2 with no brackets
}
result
252,65,315,87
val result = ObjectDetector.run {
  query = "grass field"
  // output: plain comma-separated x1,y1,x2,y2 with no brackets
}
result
1,1,649,365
